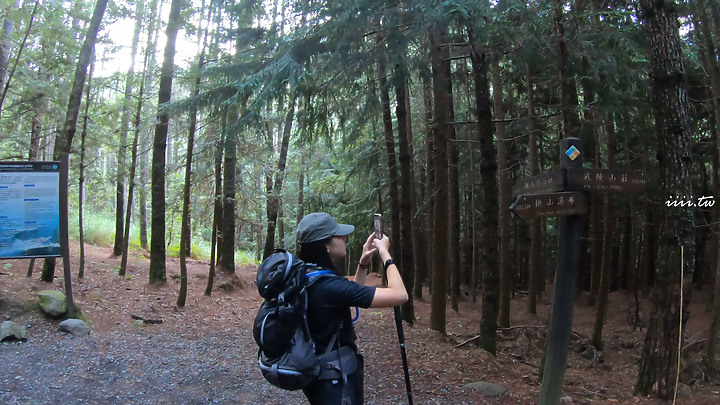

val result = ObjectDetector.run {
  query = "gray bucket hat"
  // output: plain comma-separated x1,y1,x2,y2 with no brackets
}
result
296,212,354,244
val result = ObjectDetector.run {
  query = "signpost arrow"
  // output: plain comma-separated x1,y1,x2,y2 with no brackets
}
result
566,168,647,192
510,191,589,220
512,170,565,196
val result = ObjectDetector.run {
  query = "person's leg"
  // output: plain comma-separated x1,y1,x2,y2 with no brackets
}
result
347,353,364,405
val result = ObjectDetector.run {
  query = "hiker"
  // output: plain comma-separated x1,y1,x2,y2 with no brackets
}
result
296,212,408,405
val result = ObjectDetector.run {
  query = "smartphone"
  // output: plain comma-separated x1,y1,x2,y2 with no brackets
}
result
373,214,382,239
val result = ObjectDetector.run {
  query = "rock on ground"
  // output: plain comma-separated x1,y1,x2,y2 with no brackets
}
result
0,321,27,342
37,290,66,318
59,319,90,336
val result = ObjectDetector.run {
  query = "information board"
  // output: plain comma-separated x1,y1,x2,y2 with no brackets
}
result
0,161,62,258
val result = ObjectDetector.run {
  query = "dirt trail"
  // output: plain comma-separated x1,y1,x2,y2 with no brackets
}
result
0,243,717,404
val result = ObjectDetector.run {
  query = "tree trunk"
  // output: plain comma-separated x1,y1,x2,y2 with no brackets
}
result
138,0,161,252
405,82,426,312
29,77,42,160
119,48,148,278
469,25,499,354
447,50,460,314
395,72,415,323
377,59,401,266
527,64,543,314
263,95,295,260
220,108,238,273
0,3,15,100
295,153,305,253
0,0,38,117
113,0,144,257
592,115,616,350
25,73,44,278
635,0,697,398
638,123,655,294
178,56,203,307
415,74,434,300
429,27,450,334
553,0,579,140
77,62,94,279
149,0,182,284
696,0,720,371
492,56,512,328
580,51,602,306
206,109,225,296
695,0,720,296
41,0,107,283
470,146,478,304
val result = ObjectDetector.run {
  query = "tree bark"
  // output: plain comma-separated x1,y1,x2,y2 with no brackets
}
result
0,0,38,118
405,84,427,307
447,48,460,314
527,64,543,314
42,0,107,283
492,56,512,328
113,0,145,257
29,75,42,161
178,55,203,307
149,0,182,284
120,49,148,278
138,0,161,252
395,71,415,323
206,109,226,296
295,153,305,253
696,0,720,371
263,95,296,260
635,0,697,398
429,27,450,334
377,58,402,266
220,108,238,273
0,3,15,101
77,62,94,279
554,0,579,140
415,74,434,300
469,25,499,354
592,115,616,350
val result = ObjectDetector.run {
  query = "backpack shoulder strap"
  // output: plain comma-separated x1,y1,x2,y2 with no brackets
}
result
305,268,337,286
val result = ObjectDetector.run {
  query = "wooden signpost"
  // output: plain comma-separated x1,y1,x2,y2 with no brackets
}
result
510,138,646,405
509,191,588,220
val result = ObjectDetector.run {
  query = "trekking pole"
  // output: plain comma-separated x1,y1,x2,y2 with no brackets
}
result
393,306,414,405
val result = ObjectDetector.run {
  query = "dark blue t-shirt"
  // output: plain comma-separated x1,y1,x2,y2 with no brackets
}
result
306,274,376,353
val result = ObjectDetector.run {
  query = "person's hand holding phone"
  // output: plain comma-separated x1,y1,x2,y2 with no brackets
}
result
360,233,378,266
372,234,391,261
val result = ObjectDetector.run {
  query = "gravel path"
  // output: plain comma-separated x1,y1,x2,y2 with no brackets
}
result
0,311,493,405
1,328,307,405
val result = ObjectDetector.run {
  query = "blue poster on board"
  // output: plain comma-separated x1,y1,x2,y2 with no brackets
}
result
0,161,61,258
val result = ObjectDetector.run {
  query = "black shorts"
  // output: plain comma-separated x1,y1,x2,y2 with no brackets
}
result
302,353,364,405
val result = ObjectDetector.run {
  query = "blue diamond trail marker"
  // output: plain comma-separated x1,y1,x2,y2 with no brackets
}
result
565,145,580,161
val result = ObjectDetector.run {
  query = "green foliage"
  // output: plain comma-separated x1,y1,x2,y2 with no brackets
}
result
71,211,117,246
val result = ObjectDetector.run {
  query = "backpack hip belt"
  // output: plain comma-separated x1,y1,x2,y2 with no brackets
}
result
318,345,358,380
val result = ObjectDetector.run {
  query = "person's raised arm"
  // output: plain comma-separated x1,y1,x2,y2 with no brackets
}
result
369,235,408,308
353,233,377,286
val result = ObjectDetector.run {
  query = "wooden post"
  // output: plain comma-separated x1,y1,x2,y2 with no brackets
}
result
511,138,645,403
539,137,584,404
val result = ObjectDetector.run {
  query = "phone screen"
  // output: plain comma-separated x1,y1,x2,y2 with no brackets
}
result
373,214,382,239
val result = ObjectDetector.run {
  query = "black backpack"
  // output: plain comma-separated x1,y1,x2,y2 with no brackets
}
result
253,249,354,391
